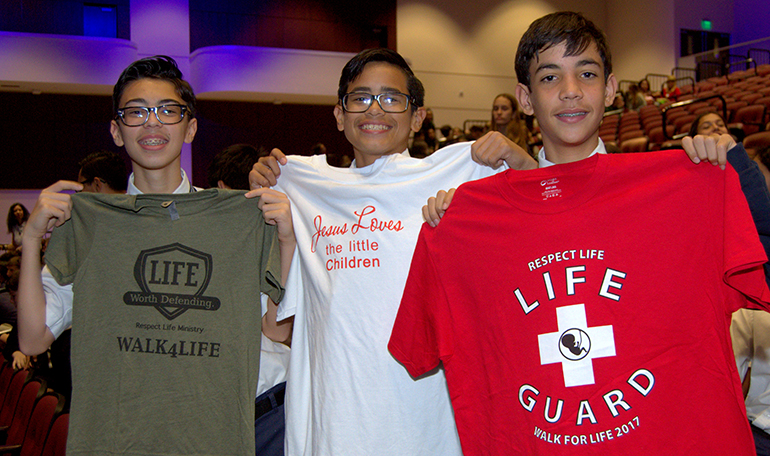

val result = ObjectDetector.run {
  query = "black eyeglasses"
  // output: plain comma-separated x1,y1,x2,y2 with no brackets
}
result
341,92,413,113
116,104,188,126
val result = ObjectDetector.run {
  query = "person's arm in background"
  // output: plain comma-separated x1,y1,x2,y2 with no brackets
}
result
725,143,770,288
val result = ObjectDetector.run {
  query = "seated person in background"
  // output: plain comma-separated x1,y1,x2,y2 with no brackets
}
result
467,124,486,140
208,143,269,190
77,150,128,194
419,107,437,151
605,92,625,112
688,110,746,144
409,140,431,158
639,78,655,103
661,74,681,100
0,254,19,327
491,93,531,152
437,124,457,148
3,203,29,252
625,83,646,111
1,272,42,371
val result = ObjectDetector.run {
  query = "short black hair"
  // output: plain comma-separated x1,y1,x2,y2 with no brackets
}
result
207,144,268,190
515,12,612,88
78,150,128,192
112,55,197,118
337,48,425,110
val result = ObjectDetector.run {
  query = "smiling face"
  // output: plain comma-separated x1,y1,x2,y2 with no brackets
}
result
516,41,616,164
696,113,728,136
109,78,197,191
492,96,515,128
333,62,426,168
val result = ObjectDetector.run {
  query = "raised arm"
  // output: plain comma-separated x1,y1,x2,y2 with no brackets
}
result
471,131,538,171
18,180,82,355
248,148,287,189
251,187,295,344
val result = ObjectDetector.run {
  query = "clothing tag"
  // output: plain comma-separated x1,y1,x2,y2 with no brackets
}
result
161,201,180,221
541,177,562,200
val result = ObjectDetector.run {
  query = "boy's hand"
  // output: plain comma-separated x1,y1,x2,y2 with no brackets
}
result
471,132,538,171
681,134,736,170
422,188,456,227
250,187,295,247
11,351,30,371
23,180,83,242
249,148,287,189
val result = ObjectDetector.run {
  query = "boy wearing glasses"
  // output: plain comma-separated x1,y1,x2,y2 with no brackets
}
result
248,48,537,455
18,56,294,455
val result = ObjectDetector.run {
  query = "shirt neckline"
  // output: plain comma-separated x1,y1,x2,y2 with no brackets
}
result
496,152,607,214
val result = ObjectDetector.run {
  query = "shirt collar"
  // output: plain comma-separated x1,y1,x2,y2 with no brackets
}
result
349,149,411,168
537,139,606,168
126,169,192,195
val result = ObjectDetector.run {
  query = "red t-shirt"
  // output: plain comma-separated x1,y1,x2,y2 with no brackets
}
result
389,151,770,455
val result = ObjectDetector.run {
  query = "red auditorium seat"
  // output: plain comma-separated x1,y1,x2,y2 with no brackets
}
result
620,136,648,152
744,131,770,151
0,377,47,450
0,392,66,456
726,101,749,122
733,105,766,135
674,115,697,133
619,129,645,145
648,125,676,147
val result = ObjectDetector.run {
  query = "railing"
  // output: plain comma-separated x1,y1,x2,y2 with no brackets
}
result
646,73,671,94
673,67,697,82
618,79,636,94
680,35,770,79
645,73,695,95
749,49,770,66
697,61,725,80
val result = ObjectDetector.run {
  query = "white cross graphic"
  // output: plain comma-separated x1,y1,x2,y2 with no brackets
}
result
538,304,616,387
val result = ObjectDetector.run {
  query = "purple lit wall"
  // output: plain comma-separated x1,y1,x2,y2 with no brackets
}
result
733,0,770,46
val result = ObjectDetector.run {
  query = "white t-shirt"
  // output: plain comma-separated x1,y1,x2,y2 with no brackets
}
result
275,143,501,455
733,308,770,433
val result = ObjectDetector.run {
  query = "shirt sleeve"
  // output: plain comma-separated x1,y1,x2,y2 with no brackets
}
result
258,217,284,305
276,248,300,322
727,143,770,288
42,265,73,339
388,225,447,378
722,160,770,309
730,308,753,382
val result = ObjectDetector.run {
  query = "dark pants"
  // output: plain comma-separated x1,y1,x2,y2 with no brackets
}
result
255,382,286,456
753,423,770,456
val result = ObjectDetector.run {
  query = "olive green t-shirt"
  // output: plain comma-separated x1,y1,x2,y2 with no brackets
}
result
46,189,283,456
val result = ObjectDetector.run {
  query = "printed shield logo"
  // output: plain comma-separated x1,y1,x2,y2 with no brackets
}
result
123,243,220,320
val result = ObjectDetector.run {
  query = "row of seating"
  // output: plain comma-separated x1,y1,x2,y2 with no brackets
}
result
601,70,770,151
0,363,67,456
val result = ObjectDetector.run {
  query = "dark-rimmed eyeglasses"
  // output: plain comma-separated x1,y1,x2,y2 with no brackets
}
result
341,92,412,113
115,104,188,127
